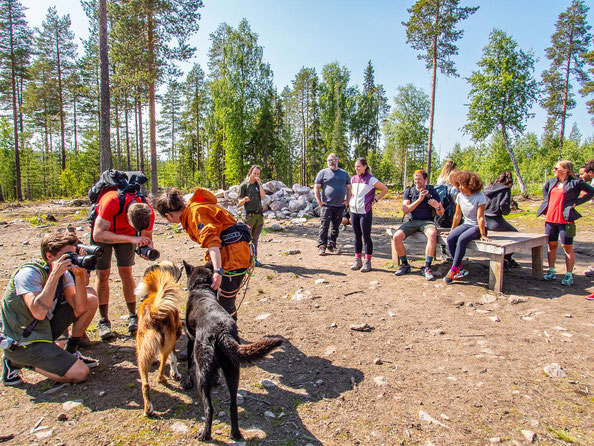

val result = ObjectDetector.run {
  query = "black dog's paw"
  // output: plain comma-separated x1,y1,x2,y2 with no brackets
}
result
182,376,195,390
197,429,211,441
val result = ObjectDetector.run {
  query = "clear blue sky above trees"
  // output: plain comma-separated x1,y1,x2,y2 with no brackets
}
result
22,0,593,156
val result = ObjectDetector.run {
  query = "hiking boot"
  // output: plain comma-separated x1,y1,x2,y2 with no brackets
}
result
79,333,92,348
2,358,23,386
360,260,372,273
394,264,411,276
443,269,456,285
351,258,363,270
561,273,574,286
318,246,326,256
255,259,263,267
98,318,115,341
422,267,435,281
453,268,469,280
73,351,99,369
543,270,556,281
327,245,341,254
127,313,138,334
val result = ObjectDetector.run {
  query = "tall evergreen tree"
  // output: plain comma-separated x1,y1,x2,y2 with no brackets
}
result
0,0,31,200
541,0,592,153
464,29,539,196
403,0,478,179
98,0,112,171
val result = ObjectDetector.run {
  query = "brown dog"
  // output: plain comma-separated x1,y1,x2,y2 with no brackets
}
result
135,261,183,416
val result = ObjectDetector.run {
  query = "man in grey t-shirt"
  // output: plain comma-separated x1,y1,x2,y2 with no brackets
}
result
314,153,352,255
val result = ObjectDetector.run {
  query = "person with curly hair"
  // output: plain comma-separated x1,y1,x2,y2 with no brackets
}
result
537,160,594,286
443,170,490,284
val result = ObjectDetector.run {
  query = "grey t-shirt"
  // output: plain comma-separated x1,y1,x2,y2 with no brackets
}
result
13,266,74,319
314,168,351,207
456,192,487,227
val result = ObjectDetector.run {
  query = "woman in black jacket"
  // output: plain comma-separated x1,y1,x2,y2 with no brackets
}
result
484,171,519,269
537,160,594,286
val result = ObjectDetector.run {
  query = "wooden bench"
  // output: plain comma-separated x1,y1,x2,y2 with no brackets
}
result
386,228,548,293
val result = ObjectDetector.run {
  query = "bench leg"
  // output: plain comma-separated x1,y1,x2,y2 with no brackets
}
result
532,245,543,280
489,253,504,293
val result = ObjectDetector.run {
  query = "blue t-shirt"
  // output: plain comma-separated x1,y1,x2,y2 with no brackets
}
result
404,186,441,221
315,168,351,207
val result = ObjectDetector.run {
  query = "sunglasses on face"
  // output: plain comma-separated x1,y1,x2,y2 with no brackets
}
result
327,159,338,162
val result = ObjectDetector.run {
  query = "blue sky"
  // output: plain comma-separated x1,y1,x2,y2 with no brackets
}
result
21,0,594,157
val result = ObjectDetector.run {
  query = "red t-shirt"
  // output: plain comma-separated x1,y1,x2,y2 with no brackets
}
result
97,190,155,236
545,184,570,224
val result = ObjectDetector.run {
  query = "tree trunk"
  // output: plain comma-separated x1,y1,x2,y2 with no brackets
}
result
558,24,574,157
73,95,78,153
125,98,131,170
147,8,158,193
426,9,439,181
99,0,112,172
500,123,527,196
115,100,121,169
195,85,200,173
403,147,408,191
8,1,22,200
138,97,144,171
56,32,66,170
134,95,139,170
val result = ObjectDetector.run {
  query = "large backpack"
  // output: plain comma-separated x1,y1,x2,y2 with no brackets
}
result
433,184,457,228
87,169,148,237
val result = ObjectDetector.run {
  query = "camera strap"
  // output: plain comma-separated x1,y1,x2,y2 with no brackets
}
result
22,276,64,339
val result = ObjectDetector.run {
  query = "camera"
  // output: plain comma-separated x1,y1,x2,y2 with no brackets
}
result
136,245,160,261
0,334,18,351
65,244,103,271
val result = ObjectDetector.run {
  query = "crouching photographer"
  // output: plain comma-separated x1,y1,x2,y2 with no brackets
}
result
1,232,99,386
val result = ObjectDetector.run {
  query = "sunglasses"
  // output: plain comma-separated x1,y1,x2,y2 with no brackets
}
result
327,158,339,162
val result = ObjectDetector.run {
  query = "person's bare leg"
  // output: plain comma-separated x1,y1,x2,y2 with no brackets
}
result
35,360,89,383
392,230,407,257
562,244,575,273
547,241,558,269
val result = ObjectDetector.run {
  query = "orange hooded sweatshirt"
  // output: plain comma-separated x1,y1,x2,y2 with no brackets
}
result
180,187,251,271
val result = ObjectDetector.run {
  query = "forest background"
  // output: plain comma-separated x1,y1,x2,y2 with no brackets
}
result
1,0,594,202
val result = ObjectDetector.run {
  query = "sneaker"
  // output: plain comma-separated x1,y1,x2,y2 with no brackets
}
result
98,318,115,341
360,260,371,273
443,269,456,285
318,246,326,256
255,259,263,267
327,245,341,254
543,270,556,281
351,258,363,270
2,358,23,386
73,351,99,369
561,273,574,286
127,313,138,334
422,267,435,281
507,258,521,269
79,333,92,348
584,269,594,278
453,268,469,280
394,264,411,276
585,293,594,301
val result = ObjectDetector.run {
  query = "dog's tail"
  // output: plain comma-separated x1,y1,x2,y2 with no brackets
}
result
141,270,183,320
220,336,283,366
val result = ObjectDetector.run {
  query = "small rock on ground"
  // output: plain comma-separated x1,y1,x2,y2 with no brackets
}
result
544,363,567,378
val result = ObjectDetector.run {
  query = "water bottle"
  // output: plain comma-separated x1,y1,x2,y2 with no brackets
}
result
0,335,16,351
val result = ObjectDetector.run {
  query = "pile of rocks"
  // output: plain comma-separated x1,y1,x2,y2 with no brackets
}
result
213,180,320,220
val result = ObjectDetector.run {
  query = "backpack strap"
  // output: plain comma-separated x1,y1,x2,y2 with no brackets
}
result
111,192,144,233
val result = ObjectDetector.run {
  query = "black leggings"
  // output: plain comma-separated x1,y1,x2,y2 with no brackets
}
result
486,215,517,261
218,269,247,318
351,210,373,255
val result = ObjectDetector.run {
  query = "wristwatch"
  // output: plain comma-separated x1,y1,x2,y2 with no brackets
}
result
214,268,224,275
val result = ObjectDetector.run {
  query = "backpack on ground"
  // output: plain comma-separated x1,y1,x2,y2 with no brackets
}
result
87,169,148,236
433,184,457,228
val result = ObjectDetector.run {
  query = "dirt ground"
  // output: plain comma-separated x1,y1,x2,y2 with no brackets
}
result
0,198,592,446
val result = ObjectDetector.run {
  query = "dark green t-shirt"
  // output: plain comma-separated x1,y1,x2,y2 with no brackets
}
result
239,182,263,213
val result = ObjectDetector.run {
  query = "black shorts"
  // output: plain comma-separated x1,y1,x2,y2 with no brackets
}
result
545,222,574,245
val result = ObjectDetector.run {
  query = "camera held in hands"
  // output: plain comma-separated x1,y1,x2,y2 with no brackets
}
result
136,245,160,261
66,244,104,271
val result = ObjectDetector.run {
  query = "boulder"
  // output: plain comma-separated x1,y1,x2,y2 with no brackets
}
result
289,199,307,212
269,201,285,212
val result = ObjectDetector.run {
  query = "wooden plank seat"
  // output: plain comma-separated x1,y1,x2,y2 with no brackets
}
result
385,228,548,293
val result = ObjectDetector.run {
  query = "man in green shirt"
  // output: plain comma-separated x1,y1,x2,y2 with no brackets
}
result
239,165,266,266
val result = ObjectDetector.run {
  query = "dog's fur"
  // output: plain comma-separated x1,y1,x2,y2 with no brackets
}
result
182,261,283,441
135,261,184,417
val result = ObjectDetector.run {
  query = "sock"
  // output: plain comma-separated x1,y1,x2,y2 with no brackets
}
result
365,254,372,261
399,256,409,265
425,256,433,269
126,301,136,314
355,253,362,259
65,336,81,354
99,304,109,320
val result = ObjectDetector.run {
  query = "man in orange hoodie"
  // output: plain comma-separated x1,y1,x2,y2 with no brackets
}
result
153,188,251,317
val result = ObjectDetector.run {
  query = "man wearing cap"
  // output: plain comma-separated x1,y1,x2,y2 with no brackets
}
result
314,153,352,256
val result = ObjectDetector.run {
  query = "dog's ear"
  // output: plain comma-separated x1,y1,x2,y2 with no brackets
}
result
204,261,213,271
182,260,193,277
174,264,183,282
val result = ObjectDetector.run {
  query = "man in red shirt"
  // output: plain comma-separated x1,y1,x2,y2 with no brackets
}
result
92,190,155,340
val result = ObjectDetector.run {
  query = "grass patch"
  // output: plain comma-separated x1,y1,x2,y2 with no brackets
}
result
266,274,274,280
547,427,577,443
257,288,264,294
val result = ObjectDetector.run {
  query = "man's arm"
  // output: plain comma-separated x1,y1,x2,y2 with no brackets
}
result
314,183,326,206
93,216,150,246
22,255,71,320
63,268,89,317
344,184,352,206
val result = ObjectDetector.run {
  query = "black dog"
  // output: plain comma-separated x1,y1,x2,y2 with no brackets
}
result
182,261,283,441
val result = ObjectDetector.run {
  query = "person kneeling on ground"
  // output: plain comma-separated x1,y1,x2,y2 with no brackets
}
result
1,232,99,386
443,170,490,285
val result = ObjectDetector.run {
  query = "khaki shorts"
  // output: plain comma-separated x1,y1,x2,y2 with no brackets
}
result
398,219,437,238
94,242,136,270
